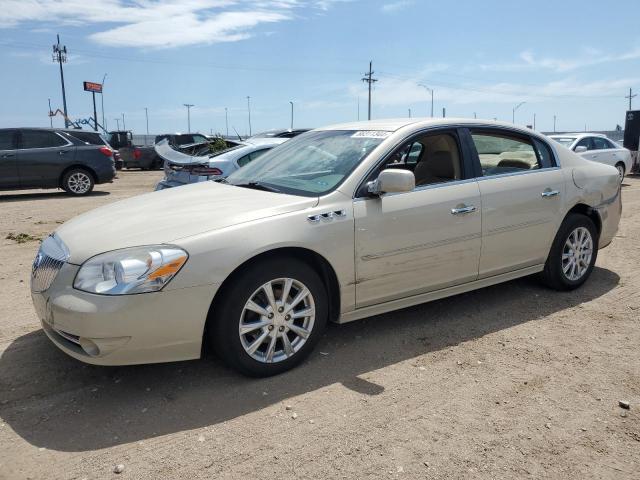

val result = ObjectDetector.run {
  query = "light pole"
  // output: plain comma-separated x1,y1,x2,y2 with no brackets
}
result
100,73,107,131
115,118,120,130
418,84,434,117
144,107,149,135
289,101,294,130
553,115,557,133
246,96,252,136
183,103,194,133
408,108,412,118
512,102,526,124
122,113,126,131
225,107,229,137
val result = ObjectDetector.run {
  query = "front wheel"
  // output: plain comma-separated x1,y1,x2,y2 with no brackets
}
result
539,213,598,290
62,168,94,195
209,258,328,376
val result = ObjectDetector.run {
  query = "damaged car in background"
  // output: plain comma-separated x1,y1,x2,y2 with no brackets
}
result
154,137,288,190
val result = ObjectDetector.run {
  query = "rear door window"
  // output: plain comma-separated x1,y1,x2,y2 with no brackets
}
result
592,137,610,150
470,131,541,176
20,130,68,149
0,130,16,150
237,148,271,168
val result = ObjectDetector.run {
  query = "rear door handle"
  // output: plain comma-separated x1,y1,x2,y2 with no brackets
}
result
1,153,15,158
451,204,476,215
541,190,559,198
59,150,69,156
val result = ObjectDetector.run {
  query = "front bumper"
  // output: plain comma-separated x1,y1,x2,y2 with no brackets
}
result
32,262,216,365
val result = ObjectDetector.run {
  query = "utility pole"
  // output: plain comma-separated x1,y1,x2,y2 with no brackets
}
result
101,73,107,132
183,104,194,133
442,107,446,118
122,113,126,131
533,113,536,130
357,97,360,121
408,108,412,118
144,107,149,135
418,84,434,117
246,96,252,136
289,101,294,130
625,88,637,110
48,98,53,127
52,34,69,128
115,118,120,130
512,102,526,123
553,115,557,133
473,112,477,119
225,107,229,137
361,61,378,121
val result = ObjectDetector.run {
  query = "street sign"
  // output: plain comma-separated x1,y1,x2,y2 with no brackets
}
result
83,81,102,93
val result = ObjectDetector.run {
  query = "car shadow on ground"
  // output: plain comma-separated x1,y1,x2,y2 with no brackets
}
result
0,191,110,203
0,267,620,452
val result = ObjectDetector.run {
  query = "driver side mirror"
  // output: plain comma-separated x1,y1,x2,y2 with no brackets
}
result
574,145,588,153
368,169,415,196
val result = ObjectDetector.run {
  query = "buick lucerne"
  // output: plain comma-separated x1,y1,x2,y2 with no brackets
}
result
31,119,621,376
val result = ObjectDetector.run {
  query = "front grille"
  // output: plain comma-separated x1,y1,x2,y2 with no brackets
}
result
31,234,70,293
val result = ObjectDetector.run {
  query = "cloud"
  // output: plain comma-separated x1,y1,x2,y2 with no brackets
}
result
381,1,413,13
477,46,640,73
348,73,640,107
0,0,347,48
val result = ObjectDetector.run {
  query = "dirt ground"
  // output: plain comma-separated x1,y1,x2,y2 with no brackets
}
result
0,171,638,480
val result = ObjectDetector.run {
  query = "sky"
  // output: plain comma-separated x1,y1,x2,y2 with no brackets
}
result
0,0,639,136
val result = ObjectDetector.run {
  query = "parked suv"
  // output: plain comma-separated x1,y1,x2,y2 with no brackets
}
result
0,128,116,195
64,129,123,170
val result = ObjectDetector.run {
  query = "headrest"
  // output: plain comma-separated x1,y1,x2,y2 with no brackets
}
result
428,150,454,178
497,158,532,170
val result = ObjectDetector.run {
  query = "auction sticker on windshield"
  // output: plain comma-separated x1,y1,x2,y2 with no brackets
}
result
351,131,392,139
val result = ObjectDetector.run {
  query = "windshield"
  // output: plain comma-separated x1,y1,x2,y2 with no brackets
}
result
226,130,387,196
551,137,576,147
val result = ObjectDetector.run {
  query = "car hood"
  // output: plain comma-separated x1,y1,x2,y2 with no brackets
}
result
56,181,318,264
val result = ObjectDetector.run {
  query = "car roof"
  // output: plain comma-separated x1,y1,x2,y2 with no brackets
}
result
315,117,537,133
549,133,607,139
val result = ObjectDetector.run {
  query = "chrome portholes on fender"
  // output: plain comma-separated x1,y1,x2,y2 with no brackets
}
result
307,210,347,223
561,226,594,281
238,278,316,364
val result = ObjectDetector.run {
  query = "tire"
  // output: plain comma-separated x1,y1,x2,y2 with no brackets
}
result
615,162,625,183
62,168,94,196
208,257,328,377
539,213,598,290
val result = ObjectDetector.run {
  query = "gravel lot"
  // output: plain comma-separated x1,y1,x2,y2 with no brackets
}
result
0,171,638,479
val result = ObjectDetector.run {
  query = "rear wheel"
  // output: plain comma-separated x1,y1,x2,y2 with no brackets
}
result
615,162,625,183
62,168,94,195
209,258,327,377
539,213,598,290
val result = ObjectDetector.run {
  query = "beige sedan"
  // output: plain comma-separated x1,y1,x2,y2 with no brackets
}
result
31,119,621,376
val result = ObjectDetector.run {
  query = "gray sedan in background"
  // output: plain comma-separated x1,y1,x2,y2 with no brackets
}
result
154,138,287,190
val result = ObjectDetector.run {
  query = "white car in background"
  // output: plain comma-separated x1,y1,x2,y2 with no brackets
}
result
154,137,287,190
549,133,632,181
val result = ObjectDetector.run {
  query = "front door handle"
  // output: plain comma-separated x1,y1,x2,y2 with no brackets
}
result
451,204,476,215
541,189,559,198
59,150,69,156
1,153,15,158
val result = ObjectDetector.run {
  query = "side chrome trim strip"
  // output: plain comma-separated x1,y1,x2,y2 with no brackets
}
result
360,232,482,261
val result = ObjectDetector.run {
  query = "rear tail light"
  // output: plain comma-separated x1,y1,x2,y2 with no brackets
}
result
133,148,142,160
192,166,223,176
99,146,113,157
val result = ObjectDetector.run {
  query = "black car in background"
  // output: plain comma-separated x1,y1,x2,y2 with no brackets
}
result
0,128,116,195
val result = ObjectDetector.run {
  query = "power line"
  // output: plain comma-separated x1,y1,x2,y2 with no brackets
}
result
361,61,378,121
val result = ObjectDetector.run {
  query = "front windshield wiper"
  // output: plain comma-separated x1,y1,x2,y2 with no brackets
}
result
233,181,282,193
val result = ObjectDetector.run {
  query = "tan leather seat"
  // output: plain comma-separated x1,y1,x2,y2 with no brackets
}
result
414,150,455,186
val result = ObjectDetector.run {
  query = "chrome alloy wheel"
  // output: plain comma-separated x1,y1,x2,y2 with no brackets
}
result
68,172,92,194
562,226,593,281
239,278,315,363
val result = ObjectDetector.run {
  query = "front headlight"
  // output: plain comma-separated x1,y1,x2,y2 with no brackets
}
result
73,246,188,295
